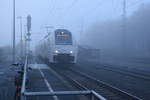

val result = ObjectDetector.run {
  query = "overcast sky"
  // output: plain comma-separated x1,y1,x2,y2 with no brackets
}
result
0,0,150,48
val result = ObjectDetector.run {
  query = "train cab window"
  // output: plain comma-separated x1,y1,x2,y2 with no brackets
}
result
55,29,72,45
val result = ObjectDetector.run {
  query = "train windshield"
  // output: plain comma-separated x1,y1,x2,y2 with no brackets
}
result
55,29,72,45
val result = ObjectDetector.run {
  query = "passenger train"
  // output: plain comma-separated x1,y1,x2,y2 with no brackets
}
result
36,29,78,64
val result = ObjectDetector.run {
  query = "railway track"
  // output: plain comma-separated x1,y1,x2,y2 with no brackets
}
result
78,61,150,81
50,66,142,100
97,64,150,81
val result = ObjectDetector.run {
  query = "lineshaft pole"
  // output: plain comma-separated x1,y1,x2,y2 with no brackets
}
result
122,0,127,56
13,0,16,63
20,17,23,58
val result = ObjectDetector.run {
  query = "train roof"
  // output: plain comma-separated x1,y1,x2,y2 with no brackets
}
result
55,29,71,34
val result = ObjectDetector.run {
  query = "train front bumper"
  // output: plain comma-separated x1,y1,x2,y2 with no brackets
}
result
53,53,75,63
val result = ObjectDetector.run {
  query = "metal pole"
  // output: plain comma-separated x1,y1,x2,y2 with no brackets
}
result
24,35,27,57
13,0,16,63
122,0,127,56
20,17,23,58
27,39,29,56
80,18,84,45
24,25,27,56
27,15,31,56
17,16,23,58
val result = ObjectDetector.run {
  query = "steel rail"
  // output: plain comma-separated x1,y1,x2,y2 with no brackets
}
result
62,72,89,90
47,66,107,100
47,65,107,100
21,57,106,100
78,62,150,81
70,68,143,100
99,65,150,81
59,72,107,100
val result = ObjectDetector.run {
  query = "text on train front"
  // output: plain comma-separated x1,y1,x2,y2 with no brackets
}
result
55,30,72,45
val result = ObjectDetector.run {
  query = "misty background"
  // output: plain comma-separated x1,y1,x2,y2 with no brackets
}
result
0,0,150,65
84,3,150,57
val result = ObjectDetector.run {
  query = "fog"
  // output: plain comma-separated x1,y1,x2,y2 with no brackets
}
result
83,3,150,58
1,1,150,99
0,0,150,47
0,0,150,63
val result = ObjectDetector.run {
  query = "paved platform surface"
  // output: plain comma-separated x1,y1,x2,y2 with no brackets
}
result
26,62,80,100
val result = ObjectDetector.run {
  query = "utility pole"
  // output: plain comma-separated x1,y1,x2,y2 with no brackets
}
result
12,0,16,63
122,0,127,56
24,25,27,56
17,16,23,58
24,35,27,57
26,15,32,56
80,19,84,45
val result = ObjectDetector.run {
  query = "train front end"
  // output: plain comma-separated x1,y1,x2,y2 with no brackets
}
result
51,29,78,64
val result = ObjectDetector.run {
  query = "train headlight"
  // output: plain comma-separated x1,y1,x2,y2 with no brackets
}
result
70,51,73,54
55,50,59,53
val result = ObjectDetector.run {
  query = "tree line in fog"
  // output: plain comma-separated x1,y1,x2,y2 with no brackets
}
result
83,3,150,59
0,46,12,62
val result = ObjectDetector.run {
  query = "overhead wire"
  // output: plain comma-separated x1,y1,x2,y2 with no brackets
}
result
127,0,144,8
110,0,145,18
46,0,146,28
61,0,79,24
86,0,114,21
126,0,145,16
49,0,57,19
44,0,55,26
66,0,79,10
82,0,108,17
